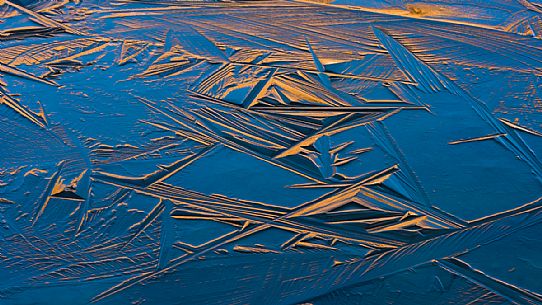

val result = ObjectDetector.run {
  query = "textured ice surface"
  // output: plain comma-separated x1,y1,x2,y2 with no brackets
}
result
0,0,542,304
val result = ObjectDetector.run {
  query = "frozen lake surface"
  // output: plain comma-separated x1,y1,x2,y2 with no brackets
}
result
1,0,542,304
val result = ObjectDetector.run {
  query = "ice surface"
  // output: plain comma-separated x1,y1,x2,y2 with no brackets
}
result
0,0,541,304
